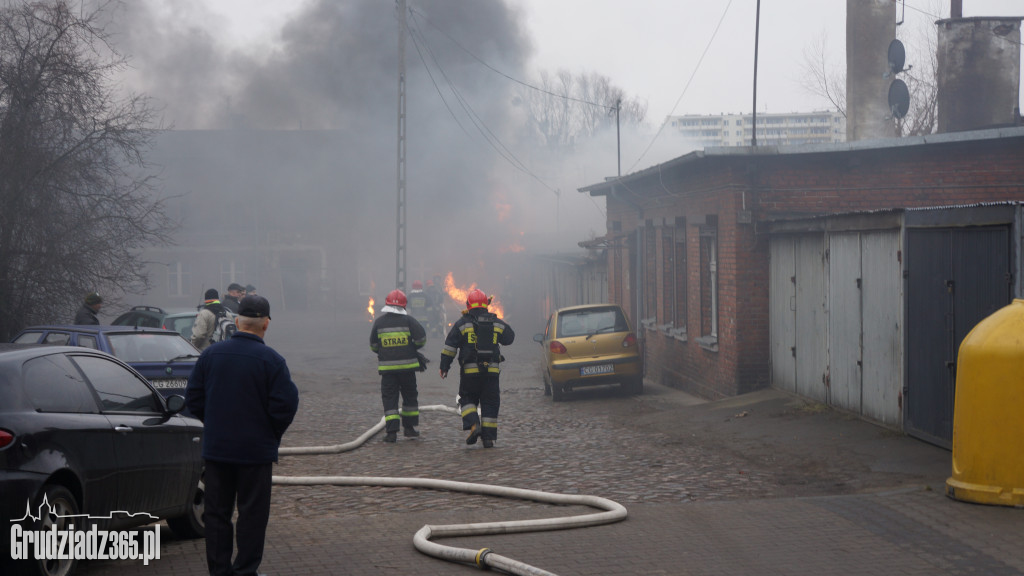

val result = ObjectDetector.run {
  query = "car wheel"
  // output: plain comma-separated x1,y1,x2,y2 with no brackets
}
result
166,473,204,539
551,383,565,402
32,484,79,576
623,377,644,396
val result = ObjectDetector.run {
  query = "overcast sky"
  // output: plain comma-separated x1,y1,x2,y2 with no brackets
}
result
204,0,1023,122
106,0,1024,273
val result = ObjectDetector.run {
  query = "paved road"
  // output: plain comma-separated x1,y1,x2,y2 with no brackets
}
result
75,311,1024,575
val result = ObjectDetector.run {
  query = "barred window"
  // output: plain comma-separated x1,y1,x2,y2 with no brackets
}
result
699,216,718,342
674,217,687,332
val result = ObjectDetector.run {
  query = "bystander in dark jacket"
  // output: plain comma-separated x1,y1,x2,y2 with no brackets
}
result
222,283,244,314
185,295,299,575
74,292,103,325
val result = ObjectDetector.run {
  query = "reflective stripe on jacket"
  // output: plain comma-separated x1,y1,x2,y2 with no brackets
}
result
439,309,515,375
370,311,427,373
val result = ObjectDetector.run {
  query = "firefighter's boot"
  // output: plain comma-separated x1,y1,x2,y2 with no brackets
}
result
465,424,480,445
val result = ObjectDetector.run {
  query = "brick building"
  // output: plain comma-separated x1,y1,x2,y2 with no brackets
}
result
579,126,1024,440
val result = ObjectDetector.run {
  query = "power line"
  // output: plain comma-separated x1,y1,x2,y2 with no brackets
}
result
406,14,561,196
405,14,471,138
408,18,531,175
627,0,734,174
903,2,1023,46
408,5,615,112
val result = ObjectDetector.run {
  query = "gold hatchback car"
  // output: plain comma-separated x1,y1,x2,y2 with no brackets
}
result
533,304,643,401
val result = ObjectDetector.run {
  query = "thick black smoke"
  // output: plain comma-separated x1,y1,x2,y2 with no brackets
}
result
100,0,615,326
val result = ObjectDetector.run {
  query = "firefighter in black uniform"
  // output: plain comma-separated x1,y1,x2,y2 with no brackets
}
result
439,288,515,448
407,281,431,334
424,277,444,337
370,289,427,442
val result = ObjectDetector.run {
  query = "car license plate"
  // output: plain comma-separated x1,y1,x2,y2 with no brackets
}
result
580,364,613,376
152,378,188,389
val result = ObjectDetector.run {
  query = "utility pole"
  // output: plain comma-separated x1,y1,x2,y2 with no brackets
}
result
615,99,622,177
395,0,407,291
752,0,761,146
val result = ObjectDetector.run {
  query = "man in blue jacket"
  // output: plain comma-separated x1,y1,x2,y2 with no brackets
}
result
186,295,299,576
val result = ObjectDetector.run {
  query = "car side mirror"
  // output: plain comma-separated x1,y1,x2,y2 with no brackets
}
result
533,333,544,343
165,394,186,415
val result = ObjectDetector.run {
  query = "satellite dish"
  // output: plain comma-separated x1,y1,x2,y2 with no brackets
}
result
888,79,910,119
887,39,906,75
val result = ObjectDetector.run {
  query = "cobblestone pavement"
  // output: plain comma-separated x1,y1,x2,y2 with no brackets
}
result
72,311,1023,575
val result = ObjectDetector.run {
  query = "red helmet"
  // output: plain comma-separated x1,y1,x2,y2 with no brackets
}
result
466,288,489,310
385,289,407,308
412,280,423,290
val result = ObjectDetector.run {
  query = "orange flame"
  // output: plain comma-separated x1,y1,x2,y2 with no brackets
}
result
443,272,504,319
499,242,525,254
367,297,375,322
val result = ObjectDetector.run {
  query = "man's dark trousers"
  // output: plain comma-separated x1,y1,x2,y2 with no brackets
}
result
381,371,419,433
459,372,500,441
204,460,273,576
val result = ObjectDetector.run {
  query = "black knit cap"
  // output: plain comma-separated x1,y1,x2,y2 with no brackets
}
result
204,288,219,300
238,295,271,319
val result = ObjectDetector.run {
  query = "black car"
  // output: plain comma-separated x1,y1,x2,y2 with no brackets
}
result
0,343,204,576
111,305,168,328
11,325,200,401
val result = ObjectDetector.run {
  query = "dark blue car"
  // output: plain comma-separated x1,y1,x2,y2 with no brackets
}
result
12,325,200,402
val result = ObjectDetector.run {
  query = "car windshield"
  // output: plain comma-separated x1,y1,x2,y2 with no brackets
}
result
165,315,197,339
107,333,197,363
557,308,628,338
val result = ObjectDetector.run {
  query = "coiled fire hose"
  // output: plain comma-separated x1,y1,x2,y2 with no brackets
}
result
274,404,628,576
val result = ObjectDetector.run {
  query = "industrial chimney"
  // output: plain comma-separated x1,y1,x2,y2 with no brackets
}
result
846,0,898,141
936,16,1023,133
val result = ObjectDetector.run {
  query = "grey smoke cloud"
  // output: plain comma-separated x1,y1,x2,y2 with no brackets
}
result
101,0,627,324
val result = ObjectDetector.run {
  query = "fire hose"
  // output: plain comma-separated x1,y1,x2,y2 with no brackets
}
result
273,404,628,576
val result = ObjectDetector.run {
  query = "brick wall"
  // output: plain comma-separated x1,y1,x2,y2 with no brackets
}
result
599,135,1024,400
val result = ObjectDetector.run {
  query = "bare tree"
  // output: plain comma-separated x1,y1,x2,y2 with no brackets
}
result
519,69,647,151
800,14,940,137
0,1,171,339
799,31,847,117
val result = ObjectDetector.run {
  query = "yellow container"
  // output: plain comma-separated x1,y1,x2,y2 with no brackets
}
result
946,299,1024,507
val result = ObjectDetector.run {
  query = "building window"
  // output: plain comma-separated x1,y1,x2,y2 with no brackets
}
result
661,227,674,326
698,216,718,349
221,261,244,291
673,217,687,337
167,261,190,297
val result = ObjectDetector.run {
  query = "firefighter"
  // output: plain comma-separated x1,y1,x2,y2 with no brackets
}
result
439,288,515,448
424,277,445,337
370,289,427,442
407,281,430,333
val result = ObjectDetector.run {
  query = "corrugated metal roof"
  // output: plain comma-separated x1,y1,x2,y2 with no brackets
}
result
580,126,1024,195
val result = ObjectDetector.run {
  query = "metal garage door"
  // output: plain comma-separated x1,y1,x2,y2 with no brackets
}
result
828,230,902,426
905,226,1011,446
770,234,826,401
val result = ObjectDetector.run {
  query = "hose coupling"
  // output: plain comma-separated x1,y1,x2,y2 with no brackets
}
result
474,547,493,569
